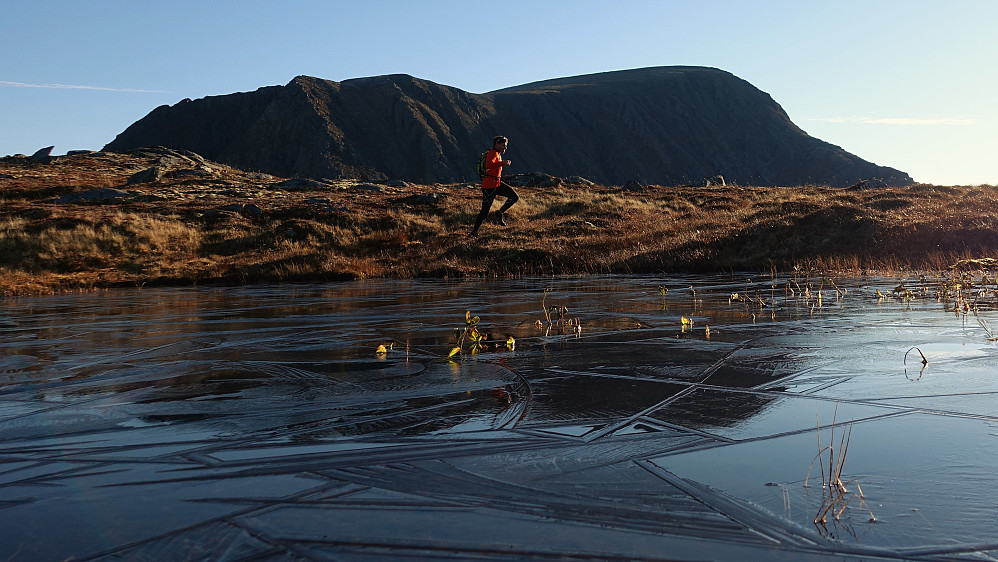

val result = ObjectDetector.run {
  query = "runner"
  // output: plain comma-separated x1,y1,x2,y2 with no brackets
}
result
471,135,519,236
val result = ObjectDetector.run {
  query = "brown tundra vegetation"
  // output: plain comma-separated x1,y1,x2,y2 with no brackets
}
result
2,148,997,296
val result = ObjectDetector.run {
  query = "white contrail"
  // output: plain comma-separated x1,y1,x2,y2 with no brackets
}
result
807,116,974,126
0,80,167,93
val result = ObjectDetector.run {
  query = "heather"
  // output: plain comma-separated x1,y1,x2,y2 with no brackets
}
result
2,149,996,296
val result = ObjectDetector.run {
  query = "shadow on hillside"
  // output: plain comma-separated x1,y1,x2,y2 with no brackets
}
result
622,200,998,272
620,205,881,271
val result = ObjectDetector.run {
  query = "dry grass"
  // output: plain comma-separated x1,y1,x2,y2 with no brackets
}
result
1,211,201,277
3,151,998,295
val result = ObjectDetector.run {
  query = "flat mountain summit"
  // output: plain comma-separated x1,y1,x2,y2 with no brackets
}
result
104,66,911,187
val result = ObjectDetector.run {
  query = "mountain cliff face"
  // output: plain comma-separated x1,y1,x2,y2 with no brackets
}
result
104,67,912,187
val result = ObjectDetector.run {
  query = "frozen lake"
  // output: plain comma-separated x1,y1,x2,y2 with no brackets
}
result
2,274,998,560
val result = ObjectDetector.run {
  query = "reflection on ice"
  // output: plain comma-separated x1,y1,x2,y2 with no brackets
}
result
2,275,998,559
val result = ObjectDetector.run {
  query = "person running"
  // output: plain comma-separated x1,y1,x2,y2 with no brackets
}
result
471,135,519,236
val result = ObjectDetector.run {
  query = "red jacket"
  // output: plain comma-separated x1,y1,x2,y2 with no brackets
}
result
481,148,504,190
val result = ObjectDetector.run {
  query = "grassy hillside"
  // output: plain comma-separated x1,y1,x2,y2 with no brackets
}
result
1,149,996,296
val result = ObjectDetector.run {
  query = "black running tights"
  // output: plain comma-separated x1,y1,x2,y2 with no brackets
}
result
472,183,519,231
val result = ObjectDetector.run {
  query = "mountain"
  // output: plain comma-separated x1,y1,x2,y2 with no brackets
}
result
103,66,912,187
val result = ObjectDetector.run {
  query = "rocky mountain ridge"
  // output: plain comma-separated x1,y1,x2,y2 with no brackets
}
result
104,66,912,187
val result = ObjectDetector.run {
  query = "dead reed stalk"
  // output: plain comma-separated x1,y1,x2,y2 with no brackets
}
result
804,406,876,526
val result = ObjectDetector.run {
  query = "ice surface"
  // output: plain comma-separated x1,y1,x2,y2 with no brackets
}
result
2,276,998,559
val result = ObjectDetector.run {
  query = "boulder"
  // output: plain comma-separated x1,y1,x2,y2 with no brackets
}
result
304,198,348,212
133,146,208,168
210,203,263,217
620,180,645,192
170,167,215,179
274,178,328,190
845,178,892,190
56,188,136,203
506,172,561,188
394,193,444,205
565,175,596,187
30,146,55,164
704,175,726,187
242,203,264,217
127,166,164,185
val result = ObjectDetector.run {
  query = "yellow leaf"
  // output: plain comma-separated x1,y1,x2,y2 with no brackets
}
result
506,336,516,350
376,344,387,354
448,347,461,358
681,315,693,326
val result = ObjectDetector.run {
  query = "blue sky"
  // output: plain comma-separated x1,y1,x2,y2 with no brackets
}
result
2,0,995,185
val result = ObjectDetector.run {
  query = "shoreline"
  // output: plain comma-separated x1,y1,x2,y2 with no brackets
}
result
3,150,997,296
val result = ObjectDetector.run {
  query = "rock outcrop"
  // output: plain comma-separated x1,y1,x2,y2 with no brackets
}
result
55,188,136,204
30,146,55,164
104,67,912,187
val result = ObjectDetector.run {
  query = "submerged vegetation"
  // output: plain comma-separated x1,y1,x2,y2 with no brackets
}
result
3,150,998,296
